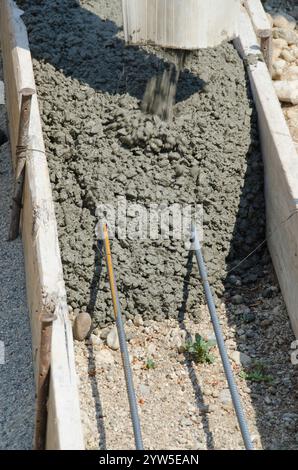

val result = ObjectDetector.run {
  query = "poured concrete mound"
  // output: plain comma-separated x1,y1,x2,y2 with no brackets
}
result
19,0,267,326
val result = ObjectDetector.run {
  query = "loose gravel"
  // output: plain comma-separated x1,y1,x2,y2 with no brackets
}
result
0,51,35,450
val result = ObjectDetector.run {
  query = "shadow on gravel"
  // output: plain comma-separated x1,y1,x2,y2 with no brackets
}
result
178,251,215,450
87,343,107,449
0,62,35,448
222,84,298,449
19,0,203,104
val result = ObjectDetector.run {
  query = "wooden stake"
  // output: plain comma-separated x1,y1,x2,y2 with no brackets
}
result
8,93,32,241
34,318,53,450
261,34,273,77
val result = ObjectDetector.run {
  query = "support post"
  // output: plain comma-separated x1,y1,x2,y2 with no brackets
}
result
261,34,273,77
34,312,54,450
8,93,32,241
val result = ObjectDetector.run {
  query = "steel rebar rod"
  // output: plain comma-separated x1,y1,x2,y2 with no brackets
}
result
98,222,144,450
191,222,254,450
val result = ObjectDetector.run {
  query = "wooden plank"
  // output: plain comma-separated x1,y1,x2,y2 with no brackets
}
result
0,0,84,449
243,1,273,74
234,8,298,338
244,0,271,37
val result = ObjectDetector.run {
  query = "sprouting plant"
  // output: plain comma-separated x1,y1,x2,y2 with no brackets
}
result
185,334,216,364
145,358,156,370
239,362,273,383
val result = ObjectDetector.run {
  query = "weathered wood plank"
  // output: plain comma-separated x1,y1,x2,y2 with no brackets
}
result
243,0,273,74
244,0,271,37
234,8,298,338
0,0,84,449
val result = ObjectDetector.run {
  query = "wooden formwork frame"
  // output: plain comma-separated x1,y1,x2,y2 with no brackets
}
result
0,0,297,451
0,0,84,449
236,4,298,338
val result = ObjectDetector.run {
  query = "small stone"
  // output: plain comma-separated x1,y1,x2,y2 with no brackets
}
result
219,388,232,406
73,312,92,341
96,349,115,368
231,294,244,305
243,312,256,323
100,327,110,340
107,326,120,350
260,318,273,328
133,314,143,327
273,13,296,31
280,49,295,63
147,343,157,356
272,59,287,79
175,165,184,177
264,396,271,405
89,333,102,346
273,28,298,46
272,38,288,49
263,286,279,298
230,350,252,367
180,418,192,427
139,384,150,399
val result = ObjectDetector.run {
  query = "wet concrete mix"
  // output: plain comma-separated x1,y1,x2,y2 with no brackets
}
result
19,0,268,326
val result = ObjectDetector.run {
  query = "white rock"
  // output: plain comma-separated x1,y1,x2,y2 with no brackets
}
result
96,349,115,368
139,384,150,399
285,105,298,123
219,388,232,405
289,45,298,58
280,49,295,63
272,59,287,79
147,342,157,356
274,80,298,104
106,326,120,350
272,38,288,49
272,46,282,62
230,350,252,367
284,65,298,81
89,333,102,346
273,13,296,31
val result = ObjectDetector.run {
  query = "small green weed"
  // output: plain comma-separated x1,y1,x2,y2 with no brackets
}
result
185,334,216,364
239,362,273,383
145,358,156,370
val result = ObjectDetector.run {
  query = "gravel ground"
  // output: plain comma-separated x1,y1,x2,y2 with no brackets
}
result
74,265,298,450
19,0,265,326
16,0,298,450
0,52,35,450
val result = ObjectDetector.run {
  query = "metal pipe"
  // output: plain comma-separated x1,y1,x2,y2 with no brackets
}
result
191,222,254,450
98,222,144,450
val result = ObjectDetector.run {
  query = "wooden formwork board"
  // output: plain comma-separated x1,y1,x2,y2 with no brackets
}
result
0,0,297,452
236,6,298,338
0,0,84,449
